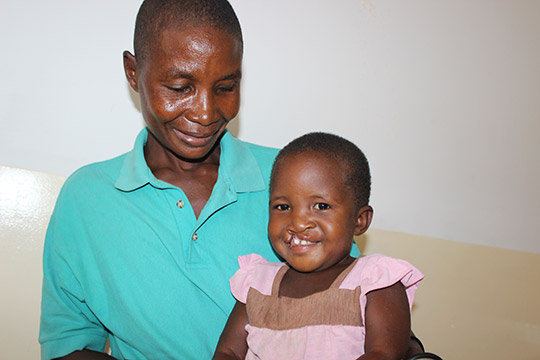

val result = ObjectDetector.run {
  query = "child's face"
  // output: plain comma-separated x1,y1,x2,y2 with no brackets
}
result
127,25,242,161
269,152,365,273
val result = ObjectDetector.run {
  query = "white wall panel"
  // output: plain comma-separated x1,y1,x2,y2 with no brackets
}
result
2,0,539,253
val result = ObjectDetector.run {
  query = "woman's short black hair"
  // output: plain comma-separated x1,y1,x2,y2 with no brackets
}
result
134,0,243,63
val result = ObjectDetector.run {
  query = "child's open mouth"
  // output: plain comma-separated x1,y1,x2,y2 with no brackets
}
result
291,238,318,246
287,234,320,249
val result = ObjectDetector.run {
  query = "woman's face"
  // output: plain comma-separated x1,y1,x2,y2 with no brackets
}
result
128,25,243,161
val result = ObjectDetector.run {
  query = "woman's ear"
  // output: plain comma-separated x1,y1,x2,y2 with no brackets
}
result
123,50,139,92
354,205,373,236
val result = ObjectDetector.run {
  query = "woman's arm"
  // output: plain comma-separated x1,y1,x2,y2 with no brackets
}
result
213,301,249,360
360,281,411,360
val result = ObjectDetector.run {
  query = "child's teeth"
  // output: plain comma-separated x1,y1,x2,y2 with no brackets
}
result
292,238,314,246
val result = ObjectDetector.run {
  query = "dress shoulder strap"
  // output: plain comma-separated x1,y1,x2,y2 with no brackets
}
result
329,257,360,289
270,264,289,297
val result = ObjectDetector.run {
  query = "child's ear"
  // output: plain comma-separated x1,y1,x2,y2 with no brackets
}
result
353,205,373,236
123,50,139,92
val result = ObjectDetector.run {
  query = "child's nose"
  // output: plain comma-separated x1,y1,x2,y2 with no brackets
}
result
288,209,315,233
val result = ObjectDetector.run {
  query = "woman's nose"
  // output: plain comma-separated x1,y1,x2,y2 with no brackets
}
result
187,89,216,125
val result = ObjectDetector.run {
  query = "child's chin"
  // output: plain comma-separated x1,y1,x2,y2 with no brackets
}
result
288,259,320,273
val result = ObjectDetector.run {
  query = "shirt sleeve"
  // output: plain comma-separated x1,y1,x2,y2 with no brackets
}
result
342,254,424,325
39,186,108,360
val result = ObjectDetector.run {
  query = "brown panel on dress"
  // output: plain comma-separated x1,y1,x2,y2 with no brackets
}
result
246,259,363,330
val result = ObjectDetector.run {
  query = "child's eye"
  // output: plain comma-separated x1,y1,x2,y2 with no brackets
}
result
274,204,290,211
314,203,331,210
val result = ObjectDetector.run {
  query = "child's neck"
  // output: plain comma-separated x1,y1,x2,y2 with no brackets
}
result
279,256,356,298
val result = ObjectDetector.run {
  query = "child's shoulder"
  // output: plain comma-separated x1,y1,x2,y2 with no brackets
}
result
231,254,285,302
237,254,284,270
341,254,423,291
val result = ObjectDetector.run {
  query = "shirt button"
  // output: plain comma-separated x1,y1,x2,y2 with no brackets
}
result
192,233,198,241
176,200,185,208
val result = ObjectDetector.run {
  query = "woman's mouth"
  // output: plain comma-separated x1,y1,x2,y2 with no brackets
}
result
173,128,215,147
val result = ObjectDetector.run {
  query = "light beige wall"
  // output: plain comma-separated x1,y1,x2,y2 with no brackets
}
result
2,166,539,359
356,229,540,359
0,166,66,359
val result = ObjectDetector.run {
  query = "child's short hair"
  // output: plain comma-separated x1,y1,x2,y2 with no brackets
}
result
271,132,371,209
134,0,243,63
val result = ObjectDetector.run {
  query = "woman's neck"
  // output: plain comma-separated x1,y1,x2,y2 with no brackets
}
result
143,132,222,218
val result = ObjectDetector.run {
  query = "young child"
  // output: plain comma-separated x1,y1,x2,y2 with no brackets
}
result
213,132,424,360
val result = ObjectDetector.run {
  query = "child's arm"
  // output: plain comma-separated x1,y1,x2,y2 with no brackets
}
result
54,350,116,359
213,301,249,360
360,282,411,360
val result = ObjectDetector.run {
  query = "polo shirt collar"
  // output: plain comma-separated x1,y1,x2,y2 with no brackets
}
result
115,128,155,191
115,128,266,193
219,131,266,193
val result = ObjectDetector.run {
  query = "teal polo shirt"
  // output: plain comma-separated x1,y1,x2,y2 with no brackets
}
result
40,129,282,359
40,129,360,359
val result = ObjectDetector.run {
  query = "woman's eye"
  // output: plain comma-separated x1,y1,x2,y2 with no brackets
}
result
167,85,191,93
218,86,234,92
216,81,238,93
275,204,290,211
315,203,331,210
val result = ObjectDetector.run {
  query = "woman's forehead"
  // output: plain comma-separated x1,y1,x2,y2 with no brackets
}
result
140,25,243,74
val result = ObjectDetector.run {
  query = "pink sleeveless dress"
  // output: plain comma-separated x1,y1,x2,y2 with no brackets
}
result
230,254,423,360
